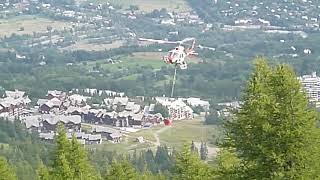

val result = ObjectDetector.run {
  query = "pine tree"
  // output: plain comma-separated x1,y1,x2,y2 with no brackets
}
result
36,161,50,180
172,144,214,180
0,156,17,180
190,141,198,155
69,135,100,180
51,124,73,180
224,58,320,179
104,160,138,180
200,141,208,160
54,153,73,180
215,149,240,180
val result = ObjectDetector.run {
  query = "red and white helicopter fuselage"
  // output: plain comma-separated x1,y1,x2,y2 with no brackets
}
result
138,37,198,70
163,41,197,70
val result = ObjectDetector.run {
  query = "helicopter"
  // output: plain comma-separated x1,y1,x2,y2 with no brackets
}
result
138,37,199,69
138,37,216,97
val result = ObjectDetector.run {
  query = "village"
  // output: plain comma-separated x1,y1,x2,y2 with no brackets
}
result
0,88,210,145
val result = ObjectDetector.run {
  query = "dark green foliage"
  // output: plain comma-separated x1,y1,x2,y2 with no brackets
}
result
0,119,51,180
154,103,169,118
49,124,100,180
36,161,50,180
223,58,320,179
104,160,138,180
205,110,221,125
0,156,17,180
200,142,208,161
172,144,215,180
154,146,173,172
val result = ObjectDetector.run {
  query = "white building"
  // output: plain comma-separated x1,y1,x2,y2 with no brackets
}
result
155,97,193,120
186,98,210,111
298,72,320,102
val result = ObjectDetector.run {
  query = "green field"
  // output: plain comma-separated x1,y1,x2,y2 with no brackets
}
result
0,15,70,37
88,117,220,157
62,40,124,51
85,52,202,73
158,118,218,149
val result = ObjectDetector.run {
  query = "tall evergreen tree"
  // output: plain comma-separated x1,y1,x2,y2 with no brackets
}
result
104,160,138,180
51,124,72,180
69,135,100,180
36,161,50,180
172,144,214,180
190,141,198,155
200,142,208,160
224,58,320,179
0,156,17,180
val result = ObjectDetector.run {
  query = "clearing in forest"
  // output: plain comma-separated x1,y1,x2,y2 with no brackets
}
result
0,15,70,37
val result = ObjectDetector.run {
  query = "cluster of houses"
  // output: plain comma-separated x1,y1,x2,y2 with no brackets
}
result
157,11,204,26
215,0,320,30
0,90,32,118
0,88,211,145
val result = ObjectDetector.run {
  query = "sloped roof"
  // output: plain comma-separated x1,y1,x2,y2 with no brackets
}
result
5,90,25,99
24,115,41,128
47,90,62,97
42,114,81,125
132,113,144,121
132,104,141,113
45,97,62,108
105,111,118,118
69,94,87,103
57,115,81,124
39,132,55,140
113,97,128,106
125,102,135,111
118,110,133,118
88,134,101,141
110,132,122,139
93,126,118,134
37,99,49,106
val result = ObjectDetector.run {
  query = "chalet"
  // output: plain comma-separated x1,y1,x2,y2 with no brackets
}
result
0,97,30,117
37,99,49,107
113,97,128,106
93,125,117,137
41,114,81,133
143,113,163,125
109,132,122,143
68,94,87,107
5,90,25,99
102,111,117,125
65,106,89,116
84,134,102,144
58,115,81,131
23,115,41,132
47,90,65,100
130,113,144,126
39,97,62,113
116,111,133,127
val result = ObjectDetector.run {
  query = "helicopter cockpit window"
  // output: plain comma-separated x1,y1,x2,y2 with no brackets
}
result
169,52,178,57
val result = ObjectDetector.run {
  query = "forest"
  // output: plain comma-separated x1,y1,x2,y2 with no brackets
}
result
1,58,320,179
